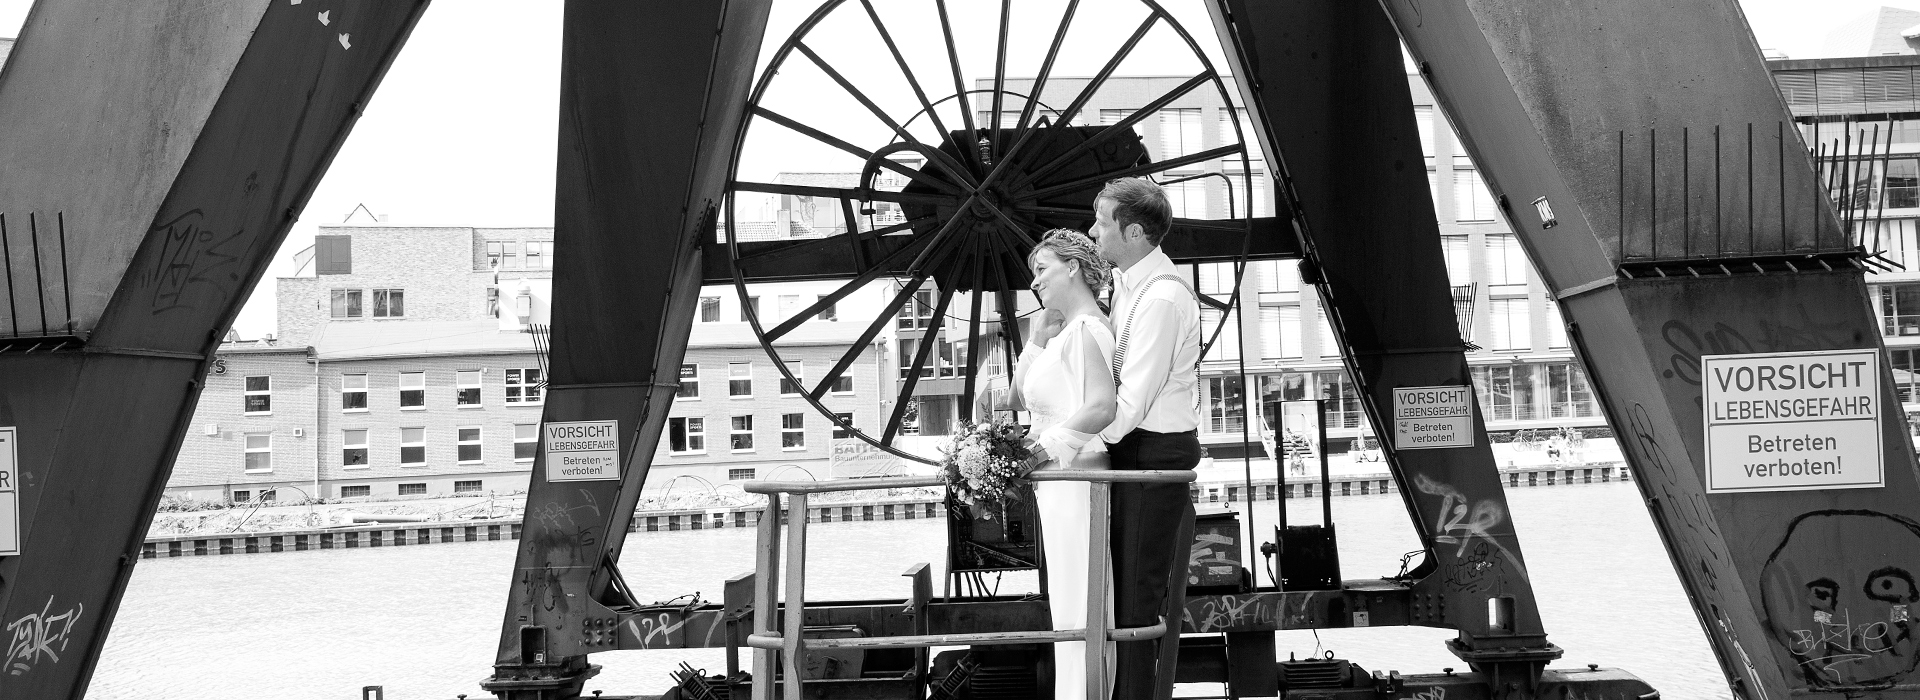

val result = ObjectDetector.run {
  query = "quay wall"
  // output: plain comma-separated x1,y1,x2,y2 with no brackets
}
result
140,463,1623,558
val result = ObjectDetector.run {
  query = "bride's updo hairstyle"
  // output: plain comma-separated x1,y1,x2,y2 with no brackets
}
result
1028,228,1112,296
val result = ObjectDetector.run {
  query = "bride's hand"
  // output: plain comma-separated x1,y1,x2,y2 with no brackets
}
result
1030,309,1066,348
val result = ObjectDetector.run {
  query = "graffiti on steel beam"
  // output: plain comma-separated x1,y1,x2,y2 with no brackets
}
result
1398,687,1444,700
1412,474,1528,591
1183,594,1278,633
138,210,246,315
626,611,688,648
5,597,83,676
1762,510,1920,689
1659,318,1854,401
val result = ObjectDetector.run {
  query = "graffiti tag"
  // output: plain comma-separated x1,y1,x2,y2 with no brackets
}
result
6,597,84,676
140,210,246,315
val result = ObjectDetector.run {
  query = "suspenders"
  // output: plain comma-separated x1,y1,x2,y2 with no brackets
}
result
1110,274,1202,412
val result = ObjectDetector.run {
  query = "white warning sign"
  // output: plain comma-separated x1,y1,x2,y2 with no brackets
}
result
1703,349,1883,493
544,420,621,482
1393,385,1475,450
0,427,18,556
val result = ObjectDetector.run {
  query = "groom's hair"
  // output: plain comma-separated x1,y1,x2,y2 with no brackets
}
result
1099,178,1173,247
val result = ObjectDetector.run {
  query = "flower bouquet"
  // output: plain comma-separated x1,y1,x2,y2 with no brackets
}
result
936,418,1033,521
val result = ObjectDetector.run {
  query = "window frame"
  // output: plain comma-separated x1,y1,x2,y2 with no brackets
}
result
524,241,552,269
781,361,804,397
243,376,272,415
514,423,539,462
398,483,428,496
698,296,721,323
371,288,406,318
454,480,484,493
729,362,753,397
399,371,426,409
669,417,707,455
505,368,544,405
730,415,755,452
781,412,806,450
342,429,370,469
456,369,483,407
456,426,483,464
831,412,854,439
341,373,368,412
340,485,371,498
243,432,273,474
676,364,701,400
399,426,427,467
728,467,756,481
330,288,363,319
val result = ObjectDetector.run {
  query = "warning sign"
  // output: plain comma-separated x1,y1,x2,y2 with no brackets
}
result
0,427,18,556
1393,385,1475,450
1703,349,1883,493
544,420,622,482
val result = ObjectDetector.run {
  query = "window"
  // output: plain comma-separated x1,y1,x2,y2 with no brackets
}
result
486,241,515,269
728,468,756,481
1488,299,1531,351
1414,106,1436,158
669,417,706,454
1159,108,1203,161
232,490,250,503
1220,108,1262,163
677,364,700,399
343,429,369,468
515,424,538,460
1472,365,1537,421
399,483,427,496
1485,235,1528,290
1545,302,1569,349
897,289,934,330
729,362,752,397
244,376,271,414
340,485,371,498
456,370,482,407
699,296,721,322
731,415,755,451
744,296,760,322
1206,376,1246,434
337,373,368,411
1164,178,1205,218
457,427,482,463
1317,372,1363,429
258,490,276,503
524,241,552,269
1258,373,1309,433
400,427,426,466
782,413,805,449
372,289,405,318
505,368,543,404
487,287,500,317
1201,308,1239,361
816,295,838,321
1274,306,1302,359
330,289,363,318
1453,167,1499,221
1547,364,1597,418
315,235,352,274
1315,308,1338,358
1259,307,1282,359
455,480,483,493
244,433,272,473
781,361,804,396
832,412,854,439
399,371,426,408
1885,284,1920,336
1441,236,1471,286
831,375,854,394
1888,159,1920,208
1892,349,1920,405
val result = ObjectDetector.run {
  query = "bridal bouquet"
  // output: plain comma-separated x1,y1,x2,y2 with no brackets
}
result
936,418,1033,521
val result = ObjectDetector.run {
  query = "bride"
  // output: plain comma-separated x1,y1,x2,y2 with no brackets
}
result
1009,229,1118,699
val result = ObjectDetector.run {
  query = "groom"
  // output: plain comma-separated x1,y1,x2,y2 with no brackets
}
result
1089,177,1201,700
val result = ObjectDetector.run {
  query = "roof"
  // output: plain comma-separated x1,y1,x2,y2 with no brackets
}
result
314,320,536,361
309,319,863,360
216,339,308,356
1823,7,1920,58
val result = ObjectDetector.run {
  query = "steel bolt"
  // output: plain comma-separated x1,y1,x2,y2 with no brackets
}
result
1589,664,1599,671
1444,667,1454,676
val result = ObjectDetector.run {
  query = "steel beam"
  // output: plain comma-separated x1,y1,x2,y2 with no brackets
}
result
1206,0,1557,682
484,1,773,698
1385,0,1920,696
0,2,427,698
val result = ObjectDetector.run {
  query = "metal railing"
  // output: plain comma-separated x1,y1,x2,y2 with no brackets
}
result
740,468,1196,700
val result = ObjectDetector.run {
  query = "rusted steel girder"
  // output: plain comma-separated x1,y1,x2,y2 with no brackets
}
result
0,1,427,698
1386,0,1920,697
1205,0,1558,686
483,2,774,698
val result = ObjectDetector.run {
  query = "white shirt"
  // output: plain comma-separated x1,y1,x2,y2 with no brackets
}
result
1100,247,1201,443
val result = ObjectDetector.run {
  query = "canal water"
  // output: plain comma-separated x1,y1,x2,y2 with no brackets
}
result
88,481,1730,700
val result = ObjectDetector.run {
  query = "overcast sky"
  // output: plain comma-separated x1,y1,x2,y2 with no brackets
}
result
0,0,1903,337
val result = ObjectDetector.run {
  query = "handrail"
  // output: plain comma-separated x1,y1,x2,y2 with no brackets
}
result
740,468,1195,495
747,468,1195,700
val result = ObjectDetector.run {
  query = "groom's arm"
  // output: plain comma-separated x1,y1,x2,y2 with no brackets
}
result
1099,298,1180,444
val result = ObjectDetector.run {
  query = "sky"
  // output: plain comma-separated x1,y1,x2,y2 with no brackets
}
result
0,0,1905,338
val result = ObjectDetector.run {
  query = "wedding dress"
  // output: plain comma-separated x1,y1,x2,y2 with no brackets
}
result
1019,314,1117,700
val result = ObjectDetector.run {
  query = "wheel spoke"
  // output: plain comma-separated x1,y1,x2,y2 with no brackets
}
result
859,0,954,144
750,107,966,196
762,224,941,343
730,178,947,207
975,196,1044,251
1028,143,1244,201
733,215,936,269
986,233,1025,351
975,12,1160,195
1014,72,1215,192
989,0,1011,161
807,247,957,403
1015,0,1080,133
795,42,976,189
883,247,969,444
839,197,872,271
959,233,990,418
934,0,982,177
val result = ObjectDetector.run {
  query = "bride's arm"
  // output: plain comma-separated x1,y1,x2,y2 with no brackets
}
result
1029,323,1117,467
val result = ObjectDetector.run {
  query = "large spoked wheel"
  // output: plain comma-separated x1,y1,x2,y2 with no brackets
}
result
723,0,1258,463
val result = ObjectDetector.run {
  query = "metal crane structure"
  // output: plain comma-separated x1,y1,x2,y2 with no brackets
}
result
0,0,1912,699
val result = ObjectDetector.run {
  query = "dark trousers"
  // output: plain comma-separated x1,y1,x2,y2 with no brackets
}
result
1107,429,1199,700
